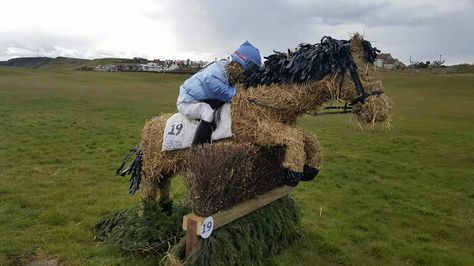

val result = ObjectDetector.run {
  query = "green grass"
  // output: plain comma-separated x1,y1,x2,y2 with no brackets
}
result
0,68,473,265
39,58,130,70
2,57,130,70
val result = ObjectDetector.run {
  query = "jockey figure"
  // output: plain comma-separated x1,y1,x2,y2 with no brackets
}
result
177,41,262,145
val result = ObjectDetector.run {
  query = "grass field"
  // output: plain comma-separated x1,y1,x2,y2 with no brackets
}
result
0,67,473,265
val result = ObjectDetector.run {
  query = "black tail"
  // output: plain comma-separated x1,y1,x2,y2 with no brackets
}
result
116,146,142,195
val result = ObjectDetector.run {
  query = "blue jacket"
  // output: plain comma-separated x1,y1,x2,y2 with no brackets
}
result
177,60,236,104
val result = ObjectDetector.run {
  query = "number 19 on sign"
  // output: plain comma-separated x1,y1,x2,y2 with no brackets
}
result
200,216,214,239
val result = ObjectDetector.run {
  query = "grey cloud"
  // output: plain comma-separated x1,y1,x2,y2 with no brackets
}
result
152,0,474,64
0,30,109,60
2,1,473,64
277,0,390,25
273,0,472,27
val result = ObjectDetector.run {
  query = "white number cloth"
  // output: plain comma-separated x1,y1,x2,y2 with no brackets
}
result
161,103,233,151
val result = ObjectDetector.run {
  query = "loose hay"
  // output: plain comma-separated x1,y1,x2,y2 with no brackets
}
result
353,94,391,127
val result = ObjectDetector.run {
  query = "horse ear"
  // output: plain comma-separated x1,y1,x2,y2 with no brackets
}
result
349,33,365,63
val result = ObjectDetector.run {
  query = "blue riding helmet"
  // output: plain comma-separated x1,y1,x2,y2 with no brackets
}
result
231,41,262,74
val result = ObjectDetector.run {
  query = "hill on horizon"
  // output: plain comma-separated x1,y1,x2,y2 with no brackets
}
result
0,56,128,70
1,56,472,73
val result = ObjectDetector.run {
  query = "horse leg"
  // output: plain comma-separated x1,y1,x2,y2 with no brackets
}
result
157,173,173,210
301,131,322,181
138,170,158,217
302,131,322,168
139,170,174,216
140,171,173,205
140,171,158,202
139,114,180,215
282,128,305,173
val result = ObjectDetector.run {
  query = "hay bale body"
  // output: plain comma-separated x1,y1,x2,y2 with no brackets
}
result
185,143,285,216
139,92,323,202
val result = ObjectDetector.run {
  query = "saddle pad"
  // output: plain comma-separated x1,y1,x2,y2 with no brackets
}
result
162,103,233,151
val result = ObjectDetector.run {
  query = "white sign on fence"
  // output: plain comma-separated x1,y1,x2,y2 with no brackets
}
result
200,216,214,239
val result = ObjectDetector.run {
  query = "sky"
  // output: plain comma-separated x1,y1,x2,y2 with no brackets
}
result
1,0,473,65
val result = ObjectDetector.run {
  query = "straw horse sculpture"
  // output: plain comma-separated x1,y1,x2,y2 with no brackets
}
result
132,34,389,207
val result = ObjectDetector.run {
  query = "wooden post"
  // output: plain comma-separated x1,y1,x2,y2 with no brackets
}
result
185,218,198,259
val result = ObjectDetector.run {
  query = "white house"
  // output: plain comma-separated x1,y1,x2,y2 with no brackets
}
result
375,53,406,69
166,62,179,71
140,62,163,72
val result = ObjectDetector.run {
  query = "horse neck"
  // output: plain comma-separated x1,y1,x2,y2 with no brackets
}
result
296,79,335,111
235,79,335,123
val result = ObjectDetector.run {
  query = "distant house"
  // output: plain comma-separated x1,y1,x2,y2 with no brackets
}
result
375,53,406,69
167,62,179,71
189,61,203,69
140,62,163,72
94,59,205,73
95,64,118,72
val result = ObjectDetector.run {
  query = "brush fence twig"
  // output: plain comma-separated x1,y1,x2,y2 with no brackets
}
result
182,186,292,258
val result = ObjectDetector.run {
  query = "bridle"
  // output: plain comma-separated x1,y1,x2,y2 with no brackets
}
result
317,50,384,116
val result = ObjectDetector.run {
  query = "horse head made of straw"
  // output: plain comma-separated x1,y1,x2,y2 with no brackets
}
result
340,33,390,126
242,33,390,126
121,34,391,211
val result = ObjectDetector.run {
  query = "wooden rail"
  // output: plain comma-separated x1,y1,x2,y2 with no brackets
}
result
182,186,292,258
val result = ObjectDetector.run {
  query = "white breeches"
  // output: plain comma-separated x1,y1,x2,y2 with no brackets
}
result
177,102,215,123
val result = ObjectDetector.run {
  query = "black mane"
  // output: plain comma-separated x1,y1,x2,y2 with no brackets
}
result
244,36,379,88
